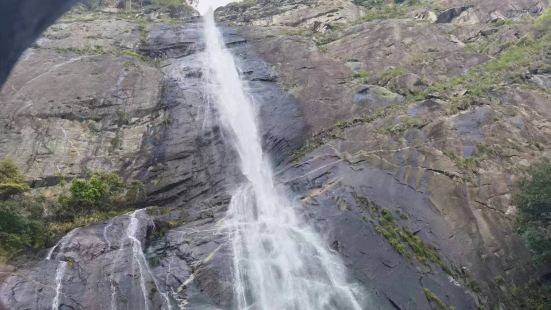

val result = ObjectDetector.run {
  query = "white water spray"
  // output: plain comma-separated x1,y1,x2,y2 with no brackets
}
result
203,10,365,310
51,261,68,310
103,219,114,250
126,210,171,310
47,228,78,309
46,228,79,260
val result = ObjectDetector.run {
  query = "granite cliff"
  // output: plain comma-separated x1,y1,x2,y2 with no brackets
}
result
0,0,550,309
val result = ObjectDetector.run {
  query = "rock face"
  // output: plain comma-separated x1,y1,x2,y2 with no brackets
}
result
1,0,550,309
217,0,551,308
0,5,305,310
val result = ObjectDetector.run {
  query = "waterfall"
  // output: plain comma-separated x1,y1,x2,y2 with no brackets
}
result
51,261,68,310
46,228,79,309
203,10,365,310
110,210,171,310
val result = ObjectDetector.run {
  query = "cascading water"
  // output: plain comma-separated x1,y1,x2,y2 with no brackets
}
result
127,210,171,309
51,261,68,310
46,228,79,309
203,10,366,310
106,210,171,310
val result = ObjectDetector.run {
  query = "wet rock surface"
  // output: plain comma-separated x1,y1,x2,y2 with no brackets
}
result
1,0,551,309
217,0,551,308
0,7,305,310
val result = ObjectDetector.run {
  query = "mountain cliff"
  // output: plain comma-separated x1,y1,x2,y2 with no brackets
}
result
0,0,550,309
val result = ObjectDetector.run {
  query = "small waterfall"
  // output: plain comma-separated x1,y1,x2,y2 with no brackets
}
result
103,220,115,250
46,228,79,309
203,10,365,310
46,228,79,260
51,261,68,310
125,210,171,310
127,211,152,310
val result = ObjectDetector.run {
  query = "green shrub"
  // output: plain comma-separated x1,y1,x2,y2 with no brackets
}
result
152,0,182,7
0,168,145,262
0,199,46,262
514,159,551,263
0,159,30,199
60,171,136,215
512,281,551,310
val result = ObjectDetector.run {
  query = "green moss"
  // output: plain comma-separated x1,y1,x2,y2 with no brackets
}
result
290,139,326,162
123,61,138,70
380,116,426,135
423,288,455,310
167,219,186,229
356,194,447,270
60,12,99,23
55,45,106,55
448,96,473,114
152,0,183,7
535,6,551,28
476,143,503,159
354,1,432,22
443,143,511,176
415,10,551,106
379,67,408,84
381,209,394,223
400,230,441,265
353,70,369,79
0,159,30,199
121,49,147,62
352,70,370,84
443,150,481,174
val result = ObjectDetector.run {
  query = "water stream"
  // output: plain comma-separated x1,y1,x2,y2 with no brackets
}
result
51,261,68,310
104,210,171,310
203,10,365,310
46,228,79,309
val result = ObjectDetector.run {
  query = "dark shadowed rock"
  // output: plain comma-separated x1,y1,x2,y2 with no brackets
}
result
0,8,306,309
436,6,474,23
1,0,550,309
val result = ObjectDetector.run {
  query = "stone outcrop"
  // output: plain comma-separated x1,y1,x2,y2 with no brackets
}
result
0,0,550,309
216,0,551,308
0,4,305,309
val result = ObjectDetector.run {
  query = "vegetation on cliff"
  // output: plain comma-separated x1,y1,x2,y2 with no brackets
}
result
511,159,551,309
0,160,30,200
0,159,144,263
353,0,432,22
515,159,551,263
